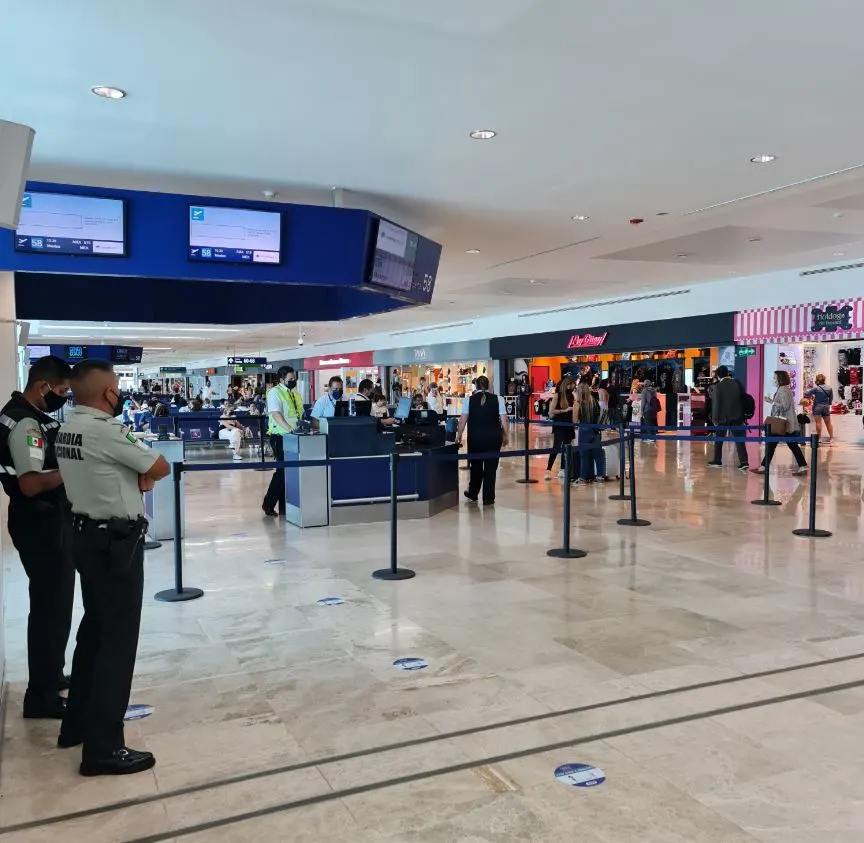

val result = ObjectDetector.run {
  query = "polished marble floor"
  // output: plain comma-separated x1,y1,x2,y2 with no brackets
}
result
2,426,864,842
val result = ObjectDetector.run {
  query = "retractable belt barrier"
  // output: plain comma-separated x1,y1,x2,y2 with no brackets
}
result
154,424,831,605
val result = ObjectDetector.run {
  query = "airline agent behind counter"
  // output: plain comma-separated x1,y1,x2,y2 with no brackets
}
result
310,375,344,430
262,366,305,517
55,359,171,777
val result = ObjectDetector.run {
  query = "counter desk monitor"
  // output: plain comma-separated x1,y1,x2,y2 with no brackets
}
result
408,408,439,426
334,399,372,417
394,397,412,421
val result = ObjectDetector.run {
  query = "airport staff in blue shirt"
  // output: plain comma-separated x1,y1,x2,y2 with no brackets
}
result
310,376,343,431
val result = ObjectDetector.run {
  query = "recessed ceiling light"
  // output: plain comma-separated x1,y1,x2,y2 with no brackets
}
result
571,215,590,221
675,253,690,259
748,236,763,243
834,252,846,257
750,154,776,164
466,248,481,254
91,86,126,100
529,279,537,284
469,129,496,140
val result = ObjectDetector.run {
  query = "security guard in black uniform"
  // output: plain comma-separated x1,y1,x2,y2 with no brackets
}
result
0,355,75,719
455,375,510,506
55,360,170,776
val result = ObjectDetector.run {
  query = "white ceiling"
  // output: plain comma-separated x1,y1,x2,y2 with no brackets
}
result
8,0,864,364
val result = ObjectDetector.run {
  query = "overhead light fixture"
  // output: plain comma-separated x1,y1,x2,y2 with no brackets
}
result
748,236,763,243
466,248,481,254
675,253,691,259
750,154,776,164
143,347,172,350
571,215,590,221
834,252,846,257
40,325,240,332
91,86,126,100
469,129,496,140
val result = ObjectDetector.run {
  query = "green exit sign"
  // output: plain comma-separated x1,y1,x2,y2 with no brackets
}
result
737,347,757,357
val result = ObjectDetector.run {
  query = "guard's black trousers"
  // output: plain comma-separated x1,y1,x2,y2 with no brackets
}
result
467,437,502,505
63,522,144,759
263,434,284,513
7,503,74,702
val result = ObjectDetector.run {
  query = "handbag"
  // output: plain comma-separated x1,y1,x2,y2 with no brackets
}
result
797,412,811,425
765,415,789,435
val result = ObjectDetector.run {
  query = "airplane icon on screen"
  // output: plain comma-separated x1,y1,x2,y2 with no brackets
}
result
190,248,199,256
191,208,204,221
17,238,26,246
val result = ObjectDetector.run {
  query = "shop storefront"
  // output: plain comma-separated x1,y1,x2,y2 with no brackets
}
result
303,351,379,400
735,298,864,434
491,313,736,427
373,340,493,414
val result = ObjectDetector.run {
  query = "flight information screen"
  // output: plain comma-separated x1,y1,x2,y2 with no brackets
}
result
188,205,282,265
367,219,440,305
14,192,126,257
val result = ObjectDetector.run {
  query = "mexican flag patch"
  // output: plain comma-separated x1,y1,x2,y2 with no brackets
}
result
26,434,43,448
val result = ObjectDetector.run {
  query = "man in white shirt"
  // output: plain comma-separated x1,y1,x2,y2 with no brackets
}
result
310,376,343,431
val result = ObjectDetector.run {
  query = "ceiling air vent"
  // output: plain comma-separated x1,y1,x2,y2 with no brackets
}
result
800,262,864,277
517,288,690,318
390,321,474,337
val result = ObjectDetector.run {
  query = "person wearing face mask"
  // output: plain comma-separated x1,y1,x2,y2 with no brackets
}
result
311,375,344,431
262,366,304,517
54,359,171,776
0,355,75,720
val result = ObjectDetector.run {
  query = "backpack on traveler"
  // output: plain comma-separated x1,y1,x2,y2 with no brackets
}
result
737,381,756,420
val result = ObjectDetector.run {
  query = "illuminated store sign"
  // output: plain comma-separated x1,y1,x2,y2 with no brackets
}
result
567,332,608,350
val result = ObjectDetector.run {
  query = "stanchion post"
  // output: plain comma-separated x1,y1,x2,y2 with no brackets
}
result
793,434,832,538
752,423,782,507
373,451,416,580
516,413,539,485
260,415,266,464
155,462,204,602
547,444,587,559
617,429,651,527
609,421,631,501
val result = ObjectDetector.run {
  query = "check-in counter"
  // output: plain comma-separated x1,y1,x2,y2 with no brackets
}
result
283,417,459,528
142,436,185,540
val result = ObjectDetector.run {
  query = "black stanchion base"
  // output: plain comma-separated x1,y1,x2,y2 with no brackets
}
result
617,518,652,527
608,494,632,501
751,499,782,507
372,568,416,581
546,548,588,559
516,478,539,485
154,587,204,603
792,528,833,538
144,540,162,550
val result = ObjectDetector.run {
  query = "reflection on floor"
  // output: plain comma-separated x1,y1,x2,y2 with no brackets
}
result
2,428,864,842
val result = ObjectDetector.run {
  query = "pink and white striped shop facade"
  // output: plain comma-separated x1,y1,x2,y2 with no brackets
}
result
735,299,864,345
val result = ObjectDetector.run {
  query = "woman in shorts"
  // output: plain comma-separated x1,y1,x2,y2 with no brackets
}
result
803,374,834,443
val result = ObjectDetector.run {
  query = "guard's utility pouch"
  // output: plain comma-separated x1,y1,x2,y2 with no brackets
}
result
106,515,147,574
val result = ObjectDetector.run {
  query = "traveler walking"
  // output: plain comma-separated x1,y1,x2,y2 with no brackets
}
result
707,365,749,471
755,370,807,475
455,376,509,506
803,374,834,443
640,379,660,441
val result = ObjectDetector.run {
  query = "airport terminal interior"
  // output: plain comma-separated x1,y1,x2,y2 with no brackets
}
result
4,1,864,841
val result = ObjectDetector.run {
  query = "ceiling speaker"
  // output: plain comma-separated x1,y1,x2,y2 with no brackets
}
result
0,120,35,230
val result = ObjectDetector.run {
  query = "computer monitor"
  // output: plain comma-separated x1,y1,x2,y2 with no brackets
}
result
394,397,412,421
407,408,439,426
334,399,372,417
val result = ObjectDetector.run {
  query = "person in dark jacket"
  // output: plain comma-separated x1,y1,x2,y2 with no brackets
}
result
455,376,509,506
708,365,749,471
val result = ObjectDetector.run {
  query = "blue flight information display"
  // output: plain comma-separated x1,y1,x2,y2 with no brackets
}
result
14,192,126,257
367,219,440,305
188,205,281,265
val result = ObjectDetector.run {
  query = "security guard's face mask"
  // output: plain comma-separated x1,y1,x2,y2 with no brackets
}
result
40,382,69,413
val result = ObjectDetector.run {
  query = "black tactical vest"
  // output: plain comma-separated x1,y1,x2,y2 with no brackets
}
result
0,393,64,508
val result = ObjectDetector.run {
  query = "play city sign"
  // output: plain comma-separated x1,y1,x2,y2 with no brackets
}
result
567,332,608,350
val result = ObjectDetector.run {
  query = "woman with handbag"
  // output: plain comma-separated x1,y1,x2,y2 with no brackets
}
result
755,370,807,475
544,378,575,480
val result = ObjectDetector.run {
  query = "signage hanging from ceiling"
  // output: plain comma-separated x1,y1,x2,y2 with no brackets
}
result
567,332,608,350
227,356,267,366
